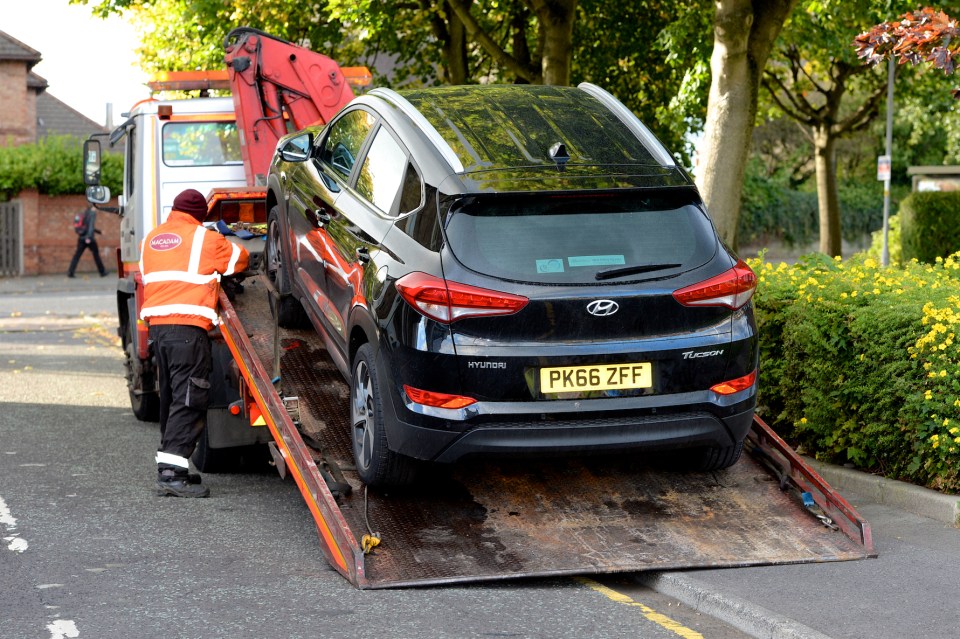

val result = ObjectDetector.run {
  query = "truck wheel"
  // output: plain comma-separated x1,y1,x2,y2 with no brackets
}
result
688,440,744,472
351,344,417,487
121,316,159,422
266,207,308,329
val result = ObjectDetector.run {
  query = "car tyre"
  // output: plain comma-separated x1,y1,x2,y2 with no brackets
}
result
266,206,309,329
351,344,417,487
688,440,744,472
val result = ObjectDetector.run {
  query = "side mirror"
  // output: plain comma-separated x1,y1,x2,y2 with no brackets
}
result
83,139,102,186
86,185,111,205
278,133,312,163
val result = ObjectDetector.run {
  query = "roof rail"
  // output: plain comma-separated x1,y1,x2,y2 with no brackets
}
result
366,87,465,173
577,83,676,167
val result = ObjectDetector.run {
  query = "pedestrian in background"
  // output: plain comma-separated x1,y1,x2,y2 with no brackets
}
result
139,188,249,497
67,205,107,277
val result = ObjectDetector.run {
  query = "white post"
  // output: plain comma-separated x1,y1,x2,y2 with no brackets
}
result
881,58,895,267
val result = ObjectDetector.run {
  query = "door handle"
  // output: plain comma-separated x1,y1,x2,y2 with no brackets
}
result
355,247,371,264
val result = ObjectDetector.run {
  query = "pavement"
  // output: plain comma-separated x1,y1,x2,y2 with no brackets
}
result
2,272,958,638
0,271,118,296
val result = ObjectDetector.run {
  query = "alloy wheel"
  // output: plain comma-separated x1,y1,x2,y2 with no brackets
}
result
351,360,375,471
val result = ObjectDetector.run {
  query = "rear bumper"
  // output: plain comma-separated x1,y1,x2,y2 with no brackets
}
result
377,349,756,462
431,408,753,463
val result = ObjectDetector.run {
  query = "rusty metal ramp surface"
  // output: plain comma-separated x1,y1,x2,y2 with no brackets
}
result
231,277,872,589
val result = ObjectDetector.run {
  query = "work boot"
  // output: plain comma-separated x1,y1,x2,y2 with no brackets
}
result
156,469,210,498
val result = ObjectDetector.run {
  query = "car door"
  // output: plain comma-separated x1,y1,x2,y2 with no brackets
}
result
295,109,378,345
318,119,413,362
279,133,333,306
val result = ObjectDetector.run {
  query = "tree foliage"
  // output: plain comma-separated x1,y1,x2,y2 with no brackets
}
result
855,7,960,88
572,0,703,160
758,0,914,257
75,0,362,75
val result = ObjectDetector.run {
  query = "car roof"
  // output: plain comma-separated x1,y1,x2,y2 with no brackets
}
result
396,84,663,168
369,84,693,194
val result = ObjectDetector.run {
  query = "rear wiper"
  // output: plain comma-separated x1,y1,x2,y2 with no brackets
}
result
594,263,681,281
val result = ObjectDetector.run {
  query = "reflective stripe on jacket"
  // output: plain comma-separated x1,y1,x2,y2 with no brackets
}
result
139,210,249,330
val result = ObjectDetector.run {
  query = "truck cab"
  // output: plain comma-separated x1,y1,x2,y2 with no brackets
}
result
112,97,249,263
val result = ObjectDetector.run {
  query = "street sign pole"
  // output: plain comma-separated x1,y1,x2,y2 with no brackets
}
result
881,57,895,267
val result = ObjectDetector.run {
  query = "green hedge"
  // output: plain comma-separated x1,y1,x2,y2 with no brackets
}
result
0,135,123,201
900,191,960,264
750,252,960,492
739,171,888,247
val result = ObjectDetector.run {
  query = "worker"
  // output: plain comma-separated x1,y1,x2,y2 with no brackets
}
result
140,188,249,497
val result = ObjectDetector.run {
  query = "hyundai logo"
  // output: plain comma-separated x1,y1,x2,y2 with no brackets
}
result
586,299,619,317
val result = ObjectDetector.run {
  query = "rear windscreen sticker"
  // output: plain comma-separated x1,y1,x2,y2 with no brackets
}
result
536,259,566,273
568,255,626,267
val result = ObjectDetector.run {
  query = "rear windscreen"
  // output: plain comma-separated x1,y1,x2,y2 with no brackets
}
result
443,192,717,284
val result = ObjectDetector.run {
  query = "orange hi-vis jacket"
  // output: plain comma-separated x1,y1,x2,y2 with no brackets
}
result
139,210,249,331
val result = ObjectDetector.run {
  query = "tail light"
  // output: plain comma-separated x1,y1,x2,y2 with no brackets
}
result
395,272,528,323
673,260,757,310
711,369,757,395
404,385,477,409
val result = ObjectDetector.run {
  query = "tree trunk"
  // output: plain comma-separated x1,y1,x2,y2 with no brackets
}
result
696,0,798,252
813,127,843,257
530,0,577,85
446,4,469,85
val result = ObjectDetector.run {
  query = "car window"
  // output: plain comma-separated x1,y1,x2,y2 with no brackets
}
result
355,125,412,215
320,109,375,181
443,192,716,285
397,184,440,250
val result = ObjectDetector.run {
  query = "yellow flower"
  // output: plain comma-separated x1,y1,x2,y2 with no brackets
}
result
800,417,808,424
925,390,934,400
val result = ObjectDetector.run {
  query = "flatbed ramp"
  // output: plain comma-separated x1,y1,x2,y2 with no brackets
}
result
219,275,874,589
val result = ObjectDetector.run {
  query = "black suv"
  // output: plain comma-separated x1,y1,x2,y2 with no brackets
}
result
265,84,758,486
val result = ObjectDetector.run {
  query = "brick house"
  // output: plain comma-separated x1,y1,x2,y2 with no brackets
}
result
0,30,121,277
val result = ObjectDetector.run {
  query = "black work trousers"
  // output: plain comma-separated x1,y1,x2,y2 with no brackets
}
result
67,237,106,276
149,324,212,462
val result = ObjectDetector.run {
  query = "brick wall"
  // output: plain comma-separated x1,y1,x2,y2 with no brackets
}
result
0,61,33,145
16,189,121,275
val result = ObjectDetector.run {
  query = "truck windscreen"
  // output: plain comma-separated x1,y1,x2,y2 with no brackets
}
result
162,122,242,167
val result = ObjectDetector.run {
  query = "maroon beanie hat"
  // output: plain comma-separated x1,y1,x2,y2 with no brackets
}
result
172,189,208,221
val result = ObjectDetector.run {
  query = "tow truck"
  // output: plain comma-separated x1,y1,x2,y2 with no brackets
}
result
82,27,875,588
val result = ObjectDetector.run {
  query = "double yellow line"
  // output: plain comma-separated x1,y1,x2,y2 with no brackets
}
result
577,577,704,639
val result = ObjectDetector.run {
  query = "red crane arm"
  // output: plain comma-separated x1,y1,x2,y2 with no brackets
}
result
224,27,369,186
